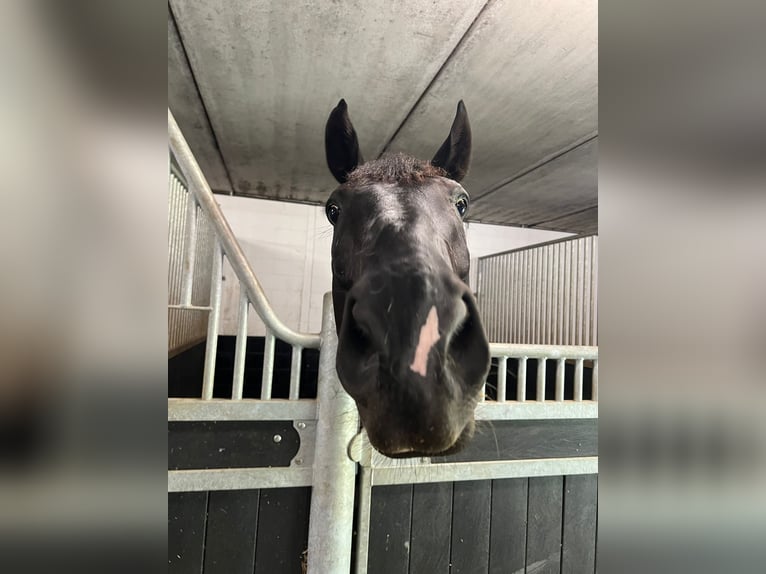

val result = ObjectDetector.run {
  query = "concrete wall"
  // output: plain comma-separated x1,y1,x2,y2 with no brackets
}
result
217,196,570,336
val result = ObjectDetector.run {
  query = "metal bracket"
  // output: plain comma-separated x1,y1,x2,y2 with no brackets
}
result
291,420,317,469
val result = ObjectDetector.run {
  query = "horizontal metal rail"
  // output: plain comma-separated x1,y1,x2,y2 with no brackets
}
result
370,456,598,486
168,398,318,421
168,108,319,349
168,467,314,492
489,342,598,360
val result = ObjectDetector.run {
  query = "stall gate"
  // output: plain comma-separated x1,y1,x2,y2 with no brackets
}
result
168,110,598,574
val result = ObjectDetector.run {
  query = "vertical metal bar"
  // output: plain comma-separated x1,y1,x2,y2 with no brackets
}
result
555,358,565,402
261,332,275,400
517,357,527,401
574,357,584,402
577,239,584,345
201,242,223,400
536,358,547,402
231,288,248,400
592,359,599,401
593,237,599,345
563,240,571,345
353,466,374,574
180,191,198,306
514,252,520,342
583,237,592,345
307,293,360,574
289,346,303,400
557,242,564,345
497,356,508,402
507,254,513,342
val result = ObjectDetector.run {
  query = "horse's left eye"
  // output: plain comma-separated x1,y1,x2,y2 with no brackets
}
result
454,195,469,218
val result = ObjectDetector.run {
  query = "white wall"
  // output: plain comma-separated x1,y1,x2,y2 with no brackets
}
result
216,196,570,336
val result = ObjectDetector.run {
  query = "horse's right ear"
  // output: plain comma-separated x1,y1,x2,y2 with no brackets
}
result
325,99,363,183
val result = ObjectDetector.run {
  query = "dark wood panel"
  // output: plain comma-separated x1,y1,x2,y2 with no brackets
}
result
168,491,208,574
204,490,259,573
561,474,598,574
433,419,597,463
489,478,528,574
409,482,453,574
254,487,311,574
526,476,563,574
367,485,413,574
450,480,491,574
168,421,299,469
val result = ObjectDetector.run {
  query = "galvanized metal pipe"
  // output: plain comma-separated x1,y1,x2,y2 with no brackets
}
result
496,356,508,402
555,358,565,402
306,293,359,574
180,192,198,306
517,357,527,401
490,342,598,361
201,242,222,400
231,289,249,400
536,358,547,402
592,359,599,401
260,332,275,400
574,357,584,402
354,466,374,574
289,346,303,400
168,109,320,349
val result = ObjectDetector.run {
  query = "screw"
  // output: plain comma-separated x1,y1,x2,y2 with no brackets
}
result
295,458,303,465
297,422,306,429
272,434,282,443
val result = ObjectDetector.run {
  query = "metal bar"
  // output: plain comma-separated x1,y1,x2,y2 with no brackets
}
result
167,304,212,311
496,356,508,402
354,466,374,574
555,358,565,401
490,342,598,361
592,359,599,401
180,191,198,306
231,289,249,400
370,456,598,486
261,332,275,400
536,358,547,402
201,243,223,400
289,346,303,400
168,398,318,421
169,109,320,349
168,467,313,492
475,401,597,420
574,357,584,402
307,293,359,574
517,357,527,401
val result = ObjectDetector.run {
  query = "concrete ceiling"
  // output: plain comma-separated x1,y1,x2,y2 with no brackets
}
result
168,0,597,234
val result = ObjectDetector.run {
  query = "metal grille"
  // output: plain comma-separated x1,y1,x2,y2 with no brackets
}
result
168,167,216,355
477,235,598,345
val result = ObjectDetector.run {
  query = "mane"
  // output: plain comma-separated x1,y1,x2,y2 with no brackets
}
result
345,152,446,186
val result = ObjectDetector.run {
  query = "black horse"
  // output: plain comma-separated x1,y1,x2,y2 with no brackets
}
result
324,100,490,457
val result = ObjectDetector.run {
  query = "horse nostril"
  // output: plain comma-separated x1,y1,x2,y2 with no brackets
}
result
446,292,489,385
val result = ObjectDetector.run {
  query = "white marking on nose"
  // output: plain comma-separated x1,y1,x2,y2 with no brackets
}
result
410,306,440,377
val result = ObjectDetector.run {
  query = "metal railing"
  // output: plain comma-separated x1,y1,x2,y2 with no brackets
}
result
167,108,598,574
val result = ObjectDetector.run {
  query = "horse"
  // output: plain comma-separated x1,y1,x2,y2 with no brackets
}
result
324,99,490,457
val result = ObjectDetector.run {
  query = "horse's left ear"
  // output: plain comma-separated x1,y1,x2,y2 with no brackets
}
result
431,100,472,182
325,99,363,183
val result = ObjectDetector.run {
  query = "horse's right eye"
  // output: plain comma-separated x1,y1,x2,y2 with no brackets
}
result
326,203,341,225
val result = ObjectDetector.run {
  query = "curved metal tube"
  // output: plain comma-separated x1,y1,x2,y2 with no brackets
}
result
168,109,320,348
